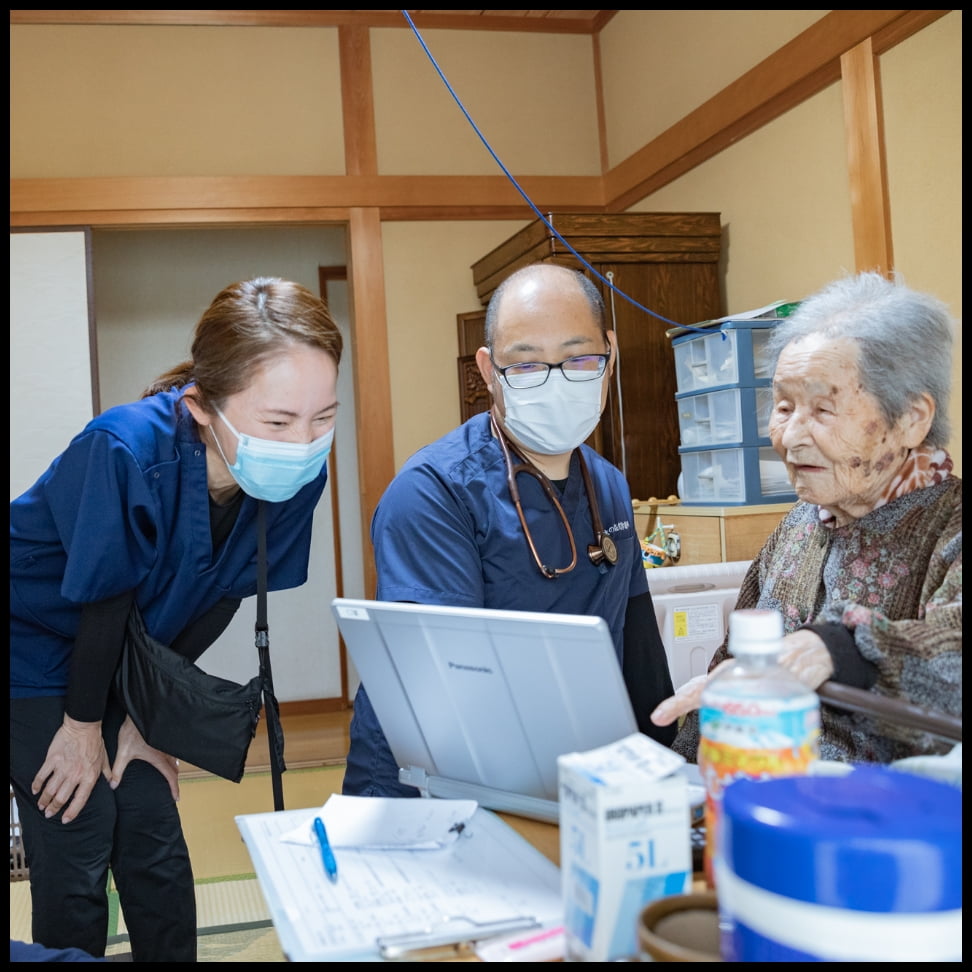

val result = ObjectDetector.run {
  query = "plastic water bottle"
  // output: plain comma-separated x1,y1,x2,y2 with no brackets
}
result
697,609,820,892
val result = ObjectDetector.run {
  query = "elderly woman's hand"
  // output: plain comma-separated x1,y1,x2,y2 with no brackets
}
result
650,669,718,727
650,629,835,728
777,628,835,689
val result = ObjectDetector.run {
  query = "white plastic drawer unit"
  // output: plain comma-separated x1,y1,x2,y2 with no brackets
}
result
646,560,751,691
676,385,774,449
672,321,776,395
678,445,796,506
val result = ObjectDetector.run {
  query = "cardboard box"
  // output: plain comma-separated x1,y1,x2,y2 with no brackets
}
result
558,733,692,962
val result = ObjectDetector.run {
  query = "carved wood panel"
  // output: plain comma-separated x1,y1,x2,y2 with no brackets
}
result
458,353,490,423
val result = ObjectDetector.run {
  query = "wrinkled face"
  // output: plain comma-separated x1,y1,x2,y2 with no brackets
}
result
768,334,914,520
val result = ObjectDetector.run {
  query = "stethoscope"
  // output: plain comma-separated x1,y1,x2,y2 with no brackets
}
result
490,411,618,579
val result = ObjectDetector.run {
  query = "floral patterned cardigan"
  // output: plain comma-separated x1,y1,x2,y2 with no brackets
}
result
672,476,962,764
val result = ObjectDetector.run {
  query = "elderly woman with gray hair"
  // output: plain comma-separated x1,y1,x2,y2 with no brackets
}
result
652,271,961,763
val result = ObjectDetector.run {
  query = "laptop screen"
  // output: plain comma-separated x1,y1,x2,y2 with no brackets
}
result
331,598,638,820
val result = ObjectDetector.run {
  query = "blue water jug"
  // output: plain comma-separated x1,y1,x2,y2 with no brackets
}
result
719,765,962,962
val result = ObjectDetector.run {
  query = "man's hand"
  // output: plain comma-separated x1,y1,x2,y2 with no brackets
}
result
110,715,180,803
31,716,110,824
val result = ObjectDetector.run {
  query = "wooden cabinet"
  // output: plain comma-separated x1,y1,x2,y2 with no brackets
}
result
634,502,793,566
461,213,723,501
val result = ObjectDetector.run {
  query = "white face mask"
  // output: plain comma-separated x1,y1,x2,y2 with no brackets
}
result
501,370,605,455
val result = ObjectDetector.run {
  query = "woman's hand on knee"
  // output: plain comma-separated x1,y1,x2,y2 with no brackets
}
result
31,716,110,824
110,716,180,803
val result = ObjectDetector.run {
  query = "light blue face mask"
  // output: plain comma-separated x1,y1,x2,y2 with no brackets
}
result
212,407,334,503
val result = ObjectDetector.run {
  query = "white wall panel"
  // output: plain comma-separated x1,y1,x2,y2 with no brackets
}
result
10,230,93,500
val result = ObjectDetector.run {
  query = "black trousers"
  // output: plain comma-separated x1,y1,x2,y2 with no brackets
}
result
10,696,197,962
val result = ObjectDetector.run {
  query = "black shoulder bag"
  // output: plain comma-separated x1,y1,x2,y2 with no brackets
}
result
114,502,287,808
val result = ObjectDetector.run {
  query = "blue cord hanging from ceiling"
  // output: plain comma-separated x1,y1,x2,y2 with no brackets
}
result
400,9,720,338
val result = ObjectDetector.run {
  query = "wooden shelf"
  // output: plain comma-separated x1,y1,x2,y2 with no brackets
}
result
634,501,794,566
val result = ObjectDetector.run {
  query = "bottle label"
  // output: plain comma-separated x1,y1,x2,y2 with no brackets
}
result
698,697,820,888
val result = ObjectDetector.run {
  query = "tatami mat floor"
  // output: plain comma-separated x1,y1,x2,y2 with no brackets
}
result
10,764,347,956
10,875,271,940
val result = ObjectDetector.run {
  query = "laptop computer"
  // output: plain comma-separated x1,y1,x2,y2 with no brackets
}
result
331,597,639,822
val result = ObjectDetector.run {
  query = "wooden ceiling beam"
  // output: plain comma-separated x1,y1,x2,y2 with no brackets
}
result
8,10,618,34
9,175,606,227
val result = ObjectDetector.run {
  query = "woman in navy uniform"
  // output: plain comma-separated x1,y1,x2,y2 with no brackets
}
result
10,277,343,961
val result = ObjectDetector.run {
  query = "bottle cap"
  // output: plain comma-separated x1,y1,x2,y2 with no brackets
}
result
729,608,783,654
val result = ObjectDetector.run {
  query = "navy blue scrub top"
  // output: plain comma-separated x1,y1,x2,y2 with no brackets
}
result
10,387,327,697
371,411,646,658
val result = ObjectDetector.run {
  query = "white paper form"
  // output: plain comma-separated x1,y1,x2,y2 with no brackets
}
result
235,805,563,962
279,794,478,849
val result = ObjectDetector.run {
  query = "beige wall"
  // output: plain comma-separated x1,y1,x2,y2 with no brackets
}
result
9,22,599,179
9,11,962,477
380,220,524,461
880,14,963,474
9,25,345,177
371,28,601,176
629,84,854,311
599,10,828,166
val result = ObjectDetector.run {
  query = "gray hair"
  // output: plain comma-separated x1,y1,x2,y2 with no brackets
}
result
484,263,606,348
764,271,953,448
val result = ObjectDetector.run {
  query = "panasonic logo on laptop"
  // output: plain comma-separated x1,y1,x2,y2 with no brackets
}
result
447,661,493,674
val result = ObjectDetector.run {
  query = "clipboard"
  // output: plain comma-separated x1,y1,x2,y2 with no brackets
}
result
235,804,563,962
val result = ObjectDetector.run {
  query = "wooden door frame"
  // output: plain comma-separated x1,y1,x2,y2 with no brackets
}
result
318,264,351,708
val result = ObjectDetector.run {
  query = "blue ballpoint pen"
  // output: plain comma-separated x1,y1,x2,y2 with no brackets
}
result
313,816,338,883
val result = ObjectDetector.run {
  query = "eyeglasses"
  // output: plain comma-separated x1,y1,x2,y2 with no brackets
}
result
490,351,610,389
491,412,618,579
